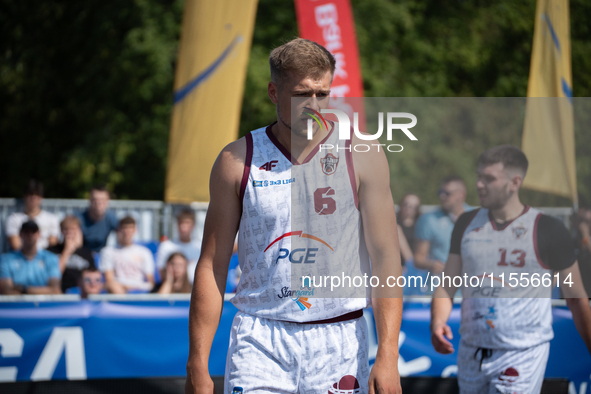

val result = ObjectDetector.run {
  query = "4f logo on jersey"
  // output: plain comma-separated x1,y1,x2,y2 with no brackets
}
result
259,160,278,171
320,153,339,175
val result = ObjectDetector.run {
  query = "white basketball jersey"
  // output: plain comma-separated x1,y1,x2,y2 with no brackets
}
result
459,207,554,349
232,124,370,322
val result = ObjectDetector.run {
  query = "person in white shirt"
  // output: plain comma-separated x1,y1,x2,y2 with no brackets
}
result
100,216,155,294
5,179,59,250
156,209,201,283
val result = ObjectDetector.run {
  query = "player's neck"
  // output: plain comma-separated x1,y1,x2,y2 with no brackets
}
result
21,245,37,260
24,206,41,217
489,198,525,223
271,121,328,162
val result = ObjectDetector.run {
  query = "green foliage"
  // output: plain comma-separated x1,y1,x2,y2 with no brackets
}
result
0,0,183,199
1,0,589,206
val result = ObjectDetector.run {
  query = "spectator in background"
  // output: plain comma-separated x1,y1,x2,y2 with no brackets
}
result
152,252,192,294
79,268,104,298
156,209,201,283
77,185,119,253
397,193,421,266
100,216,154,293
48,216,95,292
5,179,59,250
414,176,470,276
0,221,61,295
397,193,421,255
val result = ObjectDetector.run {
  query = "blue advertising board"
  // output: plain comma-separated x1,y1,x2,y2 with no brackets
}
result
0,299,589,393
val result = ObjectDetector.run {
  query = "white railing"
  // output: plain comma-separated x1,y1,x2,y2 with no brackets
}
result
0,198,573,253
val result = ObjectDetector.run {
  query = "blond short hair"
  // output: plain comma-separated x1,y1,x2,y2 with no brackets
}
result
269,38,335,87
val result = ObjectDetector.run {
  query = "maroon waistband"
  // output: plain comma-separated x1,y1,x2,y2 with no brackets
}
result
294,309,363,325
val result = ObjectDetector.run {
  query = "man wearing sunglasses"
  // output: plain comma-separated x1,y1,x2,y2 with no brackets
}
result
79,268,105,299
414,176,470,291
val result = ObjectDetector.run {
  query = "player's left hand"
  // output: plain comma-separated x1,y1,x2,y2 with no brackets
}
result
368,354,402,394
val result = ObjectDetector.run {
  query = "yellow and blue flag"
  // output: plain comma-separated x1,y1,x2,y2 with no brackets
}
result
165,0,258,203
522,0,576,204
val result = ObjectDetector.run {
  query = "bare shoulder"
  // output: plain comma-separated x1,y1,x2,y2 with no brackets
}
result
349,132,390,187
211,136,248,194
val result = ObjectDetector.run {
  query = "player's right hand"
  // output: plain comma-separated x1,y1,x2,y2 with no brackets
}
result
185,368,216,394
431,323,454,354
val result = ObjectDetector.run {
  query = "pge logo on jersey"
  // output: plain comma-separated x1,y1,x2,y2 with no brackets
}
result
305,107,417,153
265,231,333,312
264,231,334,265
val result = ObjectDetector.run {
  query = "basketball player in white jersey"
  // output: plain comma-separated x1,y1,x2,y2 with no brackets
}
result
185,39,403,394
431,145,591,394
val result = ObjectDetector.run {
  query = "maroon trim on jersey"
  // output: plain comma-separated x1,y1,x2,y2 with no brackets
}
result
345,139,359,210
239,133,253,204
265,121,335,165
266,123,298,164
288,309,363,325
488,205,530,231
533,212,549,269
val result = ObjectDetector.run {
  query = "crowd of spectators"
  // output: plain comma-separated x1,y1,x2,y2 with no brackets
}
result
1,178,588,299
0,181,203,297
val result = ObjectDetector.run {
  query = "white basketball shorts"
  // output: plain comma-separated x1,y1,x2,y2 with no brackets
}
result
457,341,550,394
224,310,370,394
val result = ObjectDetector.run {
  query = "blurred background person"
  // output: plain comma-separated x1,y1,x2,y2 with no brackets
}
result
574,207,591,297
5,179,59,251
48,216,95,293
79,267,105,298
397,193,421,266
77,185,119,253
152,252,192,294
0,221,61,295
155,208,201,283
100,216,154,294
414,175,469,275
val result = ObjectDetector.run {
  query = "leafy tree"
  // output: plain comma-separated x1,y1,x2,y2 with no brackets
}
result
0,0,183,199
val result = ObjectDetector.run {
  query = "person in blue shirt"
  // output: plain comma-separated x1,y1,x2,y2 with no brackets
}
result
0,220,61,295
77,185,119,253
413,176,470,289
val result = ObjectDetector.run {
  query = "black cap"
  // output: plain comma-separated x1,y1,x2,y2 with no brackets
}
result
20,220,39,233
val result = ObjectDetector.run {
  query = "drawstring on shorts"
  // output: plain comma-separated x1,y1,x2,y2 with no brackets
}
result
474,347,493,371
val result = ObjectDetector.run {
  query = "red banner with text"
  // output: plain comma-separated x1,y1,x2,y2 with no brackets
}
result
295,0,366,127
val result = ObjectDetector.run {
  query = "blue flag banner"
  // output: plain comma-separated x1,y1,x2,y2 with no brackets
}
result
0,299,589,393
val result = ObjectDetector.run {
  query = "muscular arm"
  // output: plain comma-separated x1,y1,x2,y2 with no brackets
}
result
104,270,126,294
431,253,462,354
0,278,61,295
354,142,402,394
414,240,444,273
8,236,21,251
186,139,245,394
560,261,591,354
26,278,61,295
0,278,23,295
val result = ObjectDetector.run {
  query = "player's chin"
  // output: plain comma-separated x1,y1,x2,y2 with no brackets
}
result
478,196,488,208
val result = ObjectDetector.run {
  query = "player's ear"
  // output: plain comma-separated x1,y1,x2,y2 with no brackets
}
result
268,82,279,104
511,173,524,190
